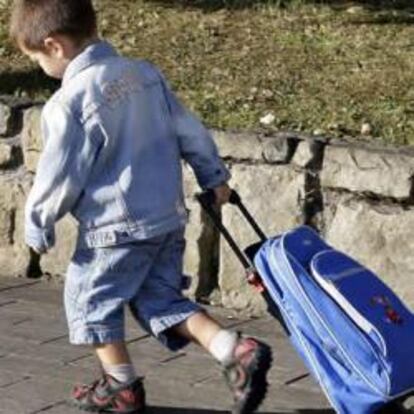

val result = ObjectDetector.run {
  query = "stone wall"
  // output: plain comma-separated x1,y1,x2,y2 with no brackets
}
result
1,96,413,315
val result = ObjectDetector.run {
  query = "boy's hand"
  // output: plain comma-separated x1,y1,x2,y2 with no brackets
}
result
213,183,232,207
25,248,43,279
28,246,46,255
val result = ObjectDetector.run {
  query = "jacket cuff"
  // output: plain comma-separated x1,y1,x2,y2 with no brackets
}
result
25,222,55,253
199,164,231,190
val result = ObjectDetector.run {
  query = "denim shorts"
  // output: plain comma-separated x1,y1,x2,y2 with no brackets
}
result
64,228,201,350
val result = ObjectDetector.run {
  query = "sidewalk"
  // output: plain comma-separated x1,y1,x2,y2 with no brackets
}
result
0,276,333,414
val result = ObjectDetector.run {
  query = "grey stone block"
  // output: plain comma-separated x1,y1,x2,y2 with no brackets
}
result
219,164,305,315
21,105,43,173
0,173,32,277
321,144,414,199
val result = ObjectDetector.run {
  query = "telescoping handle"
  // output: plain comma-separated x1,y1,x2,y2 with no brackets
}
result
196,189,267,272
198,190,285,318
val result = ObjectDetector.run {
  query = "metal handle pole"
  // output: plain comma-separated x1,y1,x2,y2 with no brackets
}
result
196,191,253,270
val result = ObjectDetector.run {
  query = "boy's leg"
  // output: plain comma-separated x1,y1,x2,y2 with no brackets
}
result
95,341,131,365
64,242,160,413
173,309,221,348
172,310,239,364
95,342,138,384
131,229,273,414
173,311,273,414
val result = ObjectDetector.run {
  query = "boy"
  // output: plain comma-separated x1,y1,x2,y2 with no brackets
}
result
9,1,272,413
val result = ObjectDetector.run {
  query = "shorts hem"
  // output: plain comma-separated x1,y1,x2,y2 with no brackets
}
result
69,325,125,345
149,303,203,351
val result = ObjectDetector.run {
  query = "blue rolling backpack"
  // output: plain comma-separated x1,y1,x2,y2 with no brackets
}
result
197,190,414,414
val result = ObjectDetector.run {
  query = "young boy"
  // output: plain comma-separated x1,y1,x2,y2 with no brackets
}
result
10,1,272,413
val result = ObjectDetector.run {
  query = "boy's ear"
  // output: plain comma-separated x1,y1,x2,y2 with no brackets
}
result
43,36,64,58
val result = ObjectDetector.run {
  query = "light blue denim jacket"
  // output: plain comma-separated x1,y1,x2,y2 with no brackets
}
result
25,41,230,252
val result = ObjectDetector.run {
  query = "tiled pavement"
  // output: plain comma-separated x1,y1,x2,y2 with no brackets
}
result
0,276,379,414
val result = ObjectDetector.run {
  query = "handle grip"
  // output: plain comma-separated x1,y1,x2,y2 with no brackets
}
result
196,188,240,208
196,189,266,271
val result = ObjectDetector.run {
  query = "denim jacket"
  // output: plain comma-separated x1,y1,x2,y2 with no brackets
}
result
25,41,230,252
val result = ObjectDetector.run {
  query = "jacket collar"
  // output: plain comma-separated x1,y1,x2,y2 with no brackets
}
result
62,40,118,85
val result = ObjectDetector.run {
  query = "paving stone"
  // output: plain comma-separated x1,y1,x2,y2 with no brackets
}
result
28,402,82,414
0,279,63,305
0,278,40,289
0,368,30,389
0,376,70,414
0,302,65,326
145,349,220,384
0,353,99,384
3,319,67,344
0,334,91,366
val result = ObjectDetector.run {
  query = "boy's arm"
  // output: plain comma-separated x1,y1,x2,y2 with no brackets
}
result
25,101,101,253
159,75,231,190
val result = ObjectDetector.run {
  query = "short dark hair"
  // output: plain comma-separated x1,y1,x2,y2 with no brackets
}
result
10,0,97,51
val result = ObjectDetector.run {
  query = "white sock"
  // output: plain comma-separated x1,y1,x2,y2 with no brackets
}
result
208,330,238,366
102,363,137,385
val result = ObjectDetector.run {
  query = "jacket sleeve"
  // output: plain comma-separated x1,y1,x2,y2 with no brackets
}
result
159,74,231,189
25,101,101,253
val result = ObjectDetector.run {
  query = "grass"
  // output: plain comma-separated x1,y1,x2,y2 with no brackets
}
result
1,0,414,145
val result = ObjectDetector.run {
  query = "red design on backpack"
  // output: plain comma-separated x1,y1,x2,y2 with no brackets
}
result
371,295,403,325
